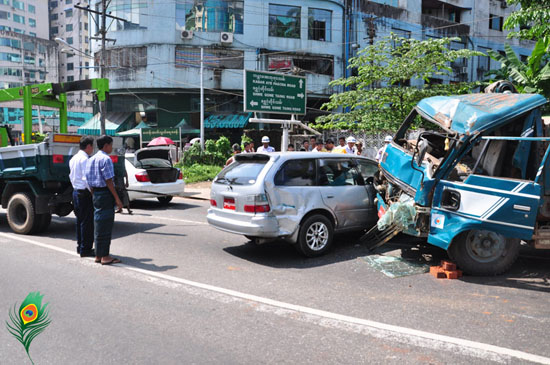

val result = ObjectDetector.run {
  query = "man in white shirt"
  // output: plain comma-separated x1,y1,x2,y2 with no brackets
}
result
256,136,275,153
344,136,357,154
69,136,95,258
376,135,392,162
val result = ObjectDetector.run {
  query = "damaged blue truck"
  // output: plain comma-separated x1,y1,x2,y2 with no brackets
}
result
372,92,550,275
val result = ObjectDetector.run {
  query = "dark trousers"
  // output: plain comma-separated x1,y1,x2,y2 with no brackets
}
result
92,189,115,257
73,189,94,253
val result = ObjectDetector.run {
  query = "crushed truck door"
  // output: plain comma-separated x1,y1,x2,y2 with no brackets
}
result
427,136,550,250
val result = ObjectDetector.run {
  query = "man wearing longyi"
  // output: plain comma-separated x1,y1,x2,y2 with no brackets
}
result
85,135,123,266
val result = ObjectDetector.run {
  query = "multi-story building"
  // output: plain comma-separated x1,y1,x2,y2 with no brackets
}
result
349,0,533,85
49,0,93,112
86,0,346,137
87,0,533,137
0,0,61,130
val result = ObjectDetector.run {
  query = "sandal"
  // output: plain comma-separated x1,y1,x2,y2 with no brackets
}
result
101,257,122,265
95,258,101,263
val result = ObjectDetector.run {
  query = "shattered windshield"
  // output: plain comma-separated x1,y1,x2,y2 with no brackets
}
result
394,109,458,169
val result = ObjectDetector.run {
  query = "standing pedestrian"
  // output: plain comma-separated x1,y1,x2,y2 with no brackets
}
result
332,137,347,153
256,136,275,153
302,140,310,152
325,139,335,152
249,141,255,152
344,136,357,154
85,135,124,266
312,140,327,152
309,136,317,151
376,135,392,162
69,136,95,258
356,139,368,157
287,144,295,151
243,141,252,153
225,143,242,165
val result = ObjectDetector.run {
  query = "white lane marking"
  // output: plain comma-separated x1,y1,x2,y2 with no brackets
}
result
150,216,208,225
3,232,550,364
51,215,208,226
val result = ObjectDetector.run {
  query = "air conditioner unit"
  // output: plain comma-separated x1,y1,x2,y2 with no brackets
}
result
220,32,233,44
181,29,193,40
461,67,468,74
500,0,507,8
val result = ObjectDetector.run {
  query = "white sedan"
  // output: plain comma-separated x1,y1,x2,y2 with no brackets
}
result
125,146,185,204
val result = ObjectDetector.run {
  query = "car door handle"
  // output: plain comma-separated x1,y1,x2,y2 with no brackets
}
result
326,195,334,198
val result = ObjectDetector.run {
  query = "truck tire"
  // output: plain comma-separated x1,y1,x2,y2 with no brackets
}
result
34,213,52,234
7,193,36,235
297,214,334,257
448,230,520,276
157,196,173,205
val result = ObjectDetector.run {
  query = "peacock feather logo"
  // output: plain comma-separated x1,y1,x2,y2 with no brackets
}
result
6,292,51,364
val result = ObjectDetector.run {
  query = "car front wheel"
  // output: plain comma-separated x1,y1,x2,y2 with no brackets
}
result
297,214,334,257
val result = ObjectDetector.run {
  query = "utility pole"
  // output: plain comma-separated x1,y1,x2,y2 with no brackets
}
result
200,47,204,152
99,0,107,135
74,1,125,136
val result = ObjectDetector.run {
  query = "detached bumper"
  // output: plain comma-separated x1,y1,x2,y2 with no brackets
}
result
127,181,185,200
207,208,280,237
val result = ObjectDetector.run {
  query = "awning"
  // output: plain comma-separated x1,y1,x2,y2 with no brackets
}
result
116,121,151,136
204,112,252,129
134,121,150,129
175,118,200,134
77,112,132,136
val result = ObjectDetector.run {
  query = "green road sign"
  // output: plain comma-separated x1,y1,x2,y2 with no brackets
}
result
141,127,181,143
244,70,306,115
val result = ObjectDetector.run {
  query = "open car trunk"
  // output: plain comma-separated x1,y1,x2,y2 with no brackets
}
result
135,147,179,184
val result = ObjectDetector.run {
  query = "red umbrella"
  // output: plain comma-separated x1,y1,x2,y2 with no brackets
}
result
147,136,175,146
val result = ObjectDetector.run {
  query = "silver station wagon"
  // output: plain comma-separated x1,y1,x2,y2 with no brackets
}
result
207,152,379,256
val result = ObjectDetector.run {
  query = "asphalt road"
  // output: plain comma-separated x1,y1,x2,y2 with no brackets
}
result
1,197,550,364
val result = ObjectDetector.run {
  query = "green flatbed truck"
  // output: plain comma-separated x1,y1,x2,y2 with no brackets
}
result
0,79,125,234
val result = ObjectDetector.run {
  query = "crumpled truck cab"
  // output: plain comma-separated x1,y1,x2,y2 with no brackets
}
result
376,92,550,275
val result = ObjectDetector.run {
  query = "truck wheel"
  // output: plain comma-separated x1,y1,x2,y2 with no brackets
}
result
34,214,52,234
448,230,520,276
297,215,334,257
7,193,36,235
157,196,173,205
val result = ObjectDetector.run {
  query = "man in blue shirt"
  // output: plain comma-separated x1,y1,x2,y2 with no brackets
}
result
85,135,123,265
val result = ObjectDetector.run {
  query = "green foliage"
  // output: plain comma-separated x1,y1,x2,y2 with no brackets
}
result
215,136,231,156
180,164,222,184
504,0,550,40
240,133,252,149
181,137,232,167
487,38,550,97
312,34,482,133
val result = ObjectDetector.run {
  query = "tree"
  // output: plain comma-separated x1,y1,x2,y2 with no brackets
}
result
312,35,482,133
503,0,550,40
487,38,550,97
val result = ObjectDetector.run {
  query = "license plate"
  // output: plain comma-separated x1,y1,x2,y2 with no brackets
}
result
223,197,235,210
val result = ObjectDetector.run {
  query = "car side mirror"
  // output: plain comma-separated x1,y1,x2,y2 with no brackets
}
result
416,138,428,166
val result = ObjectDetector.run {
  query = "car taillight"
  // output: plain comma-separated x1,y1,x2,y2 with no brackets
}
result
135,172,150,182
210,199,217,207
178,170,183,180
110,155,119,163
243,194,270,214
52,154,64,164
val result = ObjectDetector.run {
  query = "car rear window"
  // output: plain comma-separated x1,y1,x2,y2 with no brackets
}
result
215,159,268,186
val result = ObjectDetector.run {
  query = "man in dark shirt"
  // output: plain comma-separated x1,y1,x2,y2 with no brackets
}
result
85,135,123,265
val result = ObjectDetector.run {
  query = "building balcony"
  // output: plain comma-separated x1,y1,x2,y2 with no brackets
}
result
421,14,470,36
